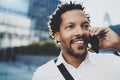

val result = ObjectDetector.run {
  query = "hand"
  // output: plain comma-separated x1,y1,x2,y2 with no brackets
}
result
90,27,120,51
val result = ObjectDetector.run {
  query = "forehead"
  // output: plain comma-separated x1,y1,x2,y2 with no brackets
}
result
61,9,88,23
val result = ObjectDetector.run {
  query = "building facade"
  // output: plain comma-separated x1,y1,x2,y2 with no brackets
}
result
28,0,59,31
0,0,59,49
28,0,59,40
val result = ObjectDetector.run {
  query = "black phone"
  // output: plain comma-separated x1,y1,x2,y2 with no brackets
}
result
89,36,99,53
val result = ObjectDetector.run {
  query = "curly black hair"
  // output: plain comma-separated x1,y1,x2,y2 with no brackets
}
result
48,1,90,38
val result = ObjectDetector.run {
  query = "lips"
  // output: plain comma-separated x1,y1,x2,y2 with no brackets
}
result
71,39,86,48
71,39,85,44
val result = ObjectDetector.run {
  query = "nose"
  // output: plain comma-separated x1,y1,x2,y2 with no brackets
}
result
74,26,84,36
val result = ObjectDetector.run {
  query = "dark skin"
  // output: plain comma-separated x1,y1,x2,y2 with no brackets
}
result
54,9,120,68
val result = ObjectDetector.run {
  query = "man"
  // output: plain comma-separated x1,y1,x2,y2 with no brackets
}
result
32,1,120,80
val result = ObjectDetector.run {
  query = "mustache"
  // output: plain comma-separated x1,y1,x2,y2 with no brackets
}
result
70,36,89,44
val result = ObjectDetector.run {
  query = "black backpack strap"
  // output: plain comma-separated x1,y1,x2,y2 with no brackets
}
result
57,63,74,80
54,58,74,80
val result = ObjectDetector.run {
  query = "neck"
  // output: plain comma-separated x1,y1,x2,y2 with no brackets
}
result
62,52,86,68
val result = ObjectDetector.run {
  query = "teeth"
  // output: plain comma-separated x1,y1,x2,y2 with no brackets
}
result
74,41,84,44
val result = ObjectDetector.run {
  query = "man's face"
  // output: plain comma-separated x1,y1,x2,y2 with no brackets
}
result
55,9,90,58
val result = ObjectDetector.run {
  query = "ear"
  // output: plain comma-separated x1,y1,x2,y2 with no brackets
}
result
54,32,60,43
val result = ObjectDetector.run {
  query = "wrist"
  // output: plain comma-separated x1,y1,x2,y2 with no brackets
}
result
114,37,120,52
114,46,120,53
114,45,120,53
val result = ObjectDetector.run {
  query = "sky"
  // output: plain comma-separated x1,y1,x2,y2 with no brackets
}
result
60,0,120,27
0,0,29,14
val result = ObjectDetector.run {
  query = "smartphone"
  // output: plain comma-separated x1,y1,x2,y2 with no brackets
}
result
89,36,99,53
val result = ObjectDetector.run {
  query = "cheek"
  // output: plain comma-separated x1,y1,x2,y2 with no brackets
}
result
60,32,72,47
85,30,90,37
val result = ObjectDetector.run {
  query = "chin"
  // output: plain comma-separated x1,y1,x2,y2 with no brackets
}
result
76,50,87,55
76,47,87,53
68,49,87,59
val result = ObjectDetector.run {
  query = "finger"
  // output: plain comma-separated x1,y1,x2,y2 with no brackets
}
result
94,27,109,36
94,28,104,35
90,27,99,36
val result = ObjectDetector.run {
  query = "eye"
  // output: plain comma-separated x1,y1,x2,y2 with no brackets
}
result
65,25,74,30
82,24,90,30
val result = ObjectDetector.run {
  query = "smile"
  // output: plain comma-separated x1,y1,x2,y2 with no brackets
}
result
73,40,84,44
70,39,87,48
71,39,85,44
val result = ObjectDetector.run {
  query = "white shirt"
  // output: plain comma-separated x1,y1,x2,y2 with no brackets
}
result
32,52,120,80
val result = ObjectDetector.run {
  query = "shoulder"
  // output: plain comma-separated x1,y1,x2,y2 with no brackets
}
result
89,52,120,64
90,52,120,58
36,59,55,70
32,59,63,80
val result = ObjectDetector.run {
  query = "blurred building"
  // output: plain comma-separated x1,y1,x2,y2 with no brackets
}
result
110,25,120,36
28,0,59,38
0,0,59,49
0,0,32,49
104,12,112,26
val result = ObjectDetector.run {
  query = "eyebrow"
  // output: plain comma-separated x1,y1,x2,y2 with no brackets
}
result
82,21,89,24
65,21,89,25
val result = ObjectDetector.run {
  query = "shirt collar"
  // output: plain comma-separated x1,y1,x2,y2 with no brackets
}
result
56,51,65,66
56,51,95,67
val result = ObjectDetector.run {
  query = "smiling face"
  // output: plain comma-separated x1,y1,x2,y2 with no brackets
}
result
55,9,90,59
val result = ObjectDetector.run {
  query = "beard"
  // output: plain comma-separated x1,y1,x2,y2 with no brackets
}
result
66,45,87,59
66,37,88,59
